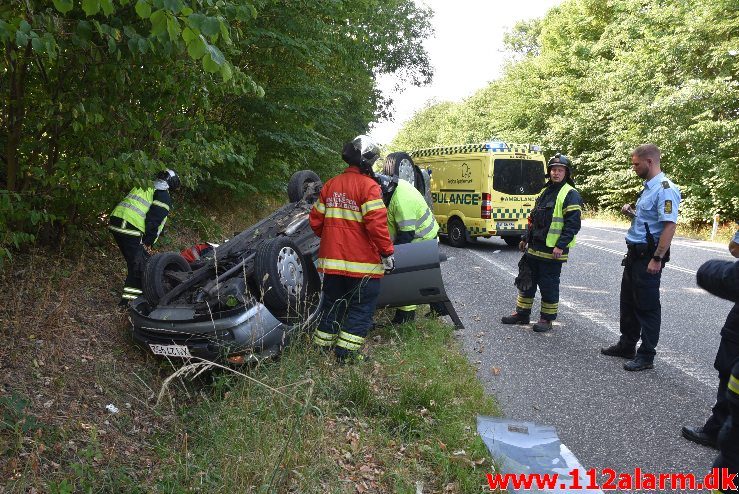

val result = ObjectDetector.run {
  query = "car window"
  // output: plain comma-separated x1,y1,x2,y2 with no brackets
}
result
493,159,545,195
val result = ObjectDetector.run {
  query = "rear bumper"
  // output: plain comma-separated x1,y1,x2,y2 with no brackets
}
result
129,300,291,362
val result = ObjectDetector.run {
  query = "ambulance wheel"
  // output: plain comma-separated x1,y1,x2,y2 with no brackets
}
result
287,170,321,203
447,218,467,248
502,236,520,247
143,252,192,307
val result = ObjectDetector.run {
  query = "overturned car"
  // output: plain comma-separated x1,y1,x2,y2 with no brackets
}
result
129,170,461,363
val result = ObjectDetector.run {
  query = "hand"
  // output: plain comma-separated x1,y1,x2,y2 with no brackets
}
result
621,203,636,218
381,254,395,274
552,247,563,259
647,258,662,274
518,240,527,252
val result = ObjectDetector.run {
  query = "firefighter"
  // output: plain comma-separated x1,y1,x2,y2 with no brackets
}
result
378,152,440,324
500,153,583,332
109,169,180,307
309,135,395,363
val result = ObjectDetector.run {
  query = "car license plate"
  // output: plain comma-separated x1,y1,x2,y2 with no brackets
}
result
149,344,192,358
496,221,516,229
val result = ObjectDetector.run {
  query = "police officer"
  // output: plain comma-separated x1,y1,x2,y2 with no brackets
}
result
682,226,739,449
500,153,583,332
309,135,395,363
377,152,440,324
109,169,180,307
601,144,681,371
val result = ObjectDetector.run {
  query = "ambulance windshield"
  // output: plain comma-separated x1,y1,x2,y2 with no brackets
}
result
493,159,545,195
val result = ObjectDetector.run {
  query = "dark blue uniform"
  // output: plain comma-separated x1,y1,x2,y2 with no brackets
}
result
618,172,680,361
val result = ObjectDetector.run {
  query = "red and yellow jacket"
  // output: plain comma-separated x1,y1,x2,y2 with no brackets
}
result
309,166,394,278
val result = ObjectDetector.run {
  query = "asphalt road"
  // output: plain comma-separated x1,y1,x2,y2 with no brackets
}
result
440,220,736,484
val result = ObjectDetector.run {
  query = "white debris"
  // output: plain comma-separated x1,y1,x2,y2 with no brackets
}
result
105,404,119,414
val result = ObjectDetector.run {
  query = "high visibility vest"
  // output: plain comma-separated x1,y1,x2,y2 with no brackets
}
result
545,183,576,248
388,180,439,242
110,187,167,237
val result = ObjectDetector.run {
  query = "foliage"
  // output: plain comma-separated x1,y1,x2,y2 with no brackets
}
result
393,0,739,222
0,0,433,262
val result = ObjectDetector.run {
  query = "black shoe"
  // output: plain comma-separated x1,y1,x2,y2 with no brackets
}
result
623,358,654,371
681,426,718,449
600,343,636,359
391,310,416,324
501,313,530,325
532,320,552,332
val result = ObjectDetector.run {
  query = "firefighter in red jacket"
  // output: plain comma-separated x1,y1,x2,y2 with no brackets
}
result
309,135,395,363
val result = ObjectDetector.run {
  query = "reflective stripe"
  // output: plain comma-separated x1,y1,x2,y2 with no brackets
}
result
540,301,558,314
127,193,151,208
317,258,383,275
563,204,581,213
729,375,739,396
397,219,416,228
516,295,533,308
124,287,143,294
338,331,364,344
336,331,364,351
109,225,142,236
325,207,364,222
398,305,416,311
416,209,431,228
314,202,326,214
361,198,385,215
118,201,147,219
122,293,138,300
152,200,170,211
527,248,569,261
313,330,336,347
415,221,436,239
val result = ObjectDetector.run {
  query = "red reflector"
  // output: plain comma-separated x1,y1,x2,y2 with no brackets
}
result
481,193,492,219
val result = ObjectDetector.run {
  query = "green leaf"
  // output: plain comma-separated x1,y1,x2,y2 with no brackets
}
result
19,21,32,34
202,53,220,72
220,62,232,81
219,21,231,44
52,0,74,14
100,0,114,16
200,16,220,36
82,0,100,16
163,0,183,13
205,43,225,65
15,31,28,47
150,10,167,36
31,36,44,53
186,35,206,59
166,16,180,41
187,13,205,32
107,36,116,53
135,0,151,19
181,7,193,16
182,27,196,43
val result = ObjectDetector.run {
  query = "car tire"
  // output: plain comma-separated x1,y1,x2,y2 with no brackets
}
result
143,252,192,307
447,218,467,248
287,170,321,203
254,237,315,322
502,236,520,247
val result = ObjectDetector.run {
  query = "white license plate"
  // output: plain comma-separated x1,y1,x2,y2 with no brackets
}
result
496,221,516,229
149,343,192,358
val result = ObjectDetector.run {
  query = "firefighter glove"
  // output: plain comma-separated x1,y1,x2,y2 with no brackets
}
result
514,254,533,292
382,254,395,274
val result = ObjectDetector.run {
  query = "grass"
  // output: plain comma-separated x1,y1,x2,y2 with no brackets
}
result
150,318,498,493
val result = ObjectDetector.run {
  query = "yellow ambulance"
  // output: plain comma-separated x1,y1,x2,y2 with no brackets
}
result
411,141,546,247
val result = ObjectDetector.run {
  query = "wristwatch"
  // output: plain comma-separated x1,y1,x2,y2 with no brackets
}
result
652,255,663,262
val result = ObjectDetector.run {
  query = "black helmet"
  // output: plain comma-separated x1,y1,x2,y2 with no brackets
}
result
343,135,380,173
157,169,181,191
375,173,399,206
546,153,575,185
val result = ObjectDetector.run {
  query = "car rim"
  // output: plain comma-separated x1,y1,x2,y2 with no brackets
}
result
276,246,303,297
451,225,460,241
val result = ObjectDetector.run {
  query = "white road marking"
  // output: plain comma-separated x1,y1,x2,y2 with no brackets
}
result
578,241,697,275
467,249,714,389
582,224,731,255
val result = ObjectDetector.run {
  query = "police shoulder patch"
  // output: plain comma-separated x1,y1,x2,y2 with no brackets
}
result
662,181,670,189
664,200,673,214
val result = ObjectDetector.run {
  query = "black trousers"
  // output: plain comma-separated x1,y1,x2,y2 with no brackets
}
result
619,254,662,360
705,309,739,436
712,358,739,493
112,231,146,302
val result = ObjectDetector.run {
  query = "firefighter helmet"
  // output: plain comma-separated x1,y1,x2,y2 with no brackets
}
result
342,135,380,173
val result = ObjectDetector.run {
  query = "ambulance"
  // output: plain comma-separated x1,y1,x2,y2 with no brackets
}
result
411,141,546,247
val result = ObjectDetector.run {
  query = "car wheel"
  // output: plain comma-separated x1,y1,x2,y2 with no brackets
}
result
287,170,321,203
254,237,316,322
143,252,192,307
447,218,467,248
502,236,520,247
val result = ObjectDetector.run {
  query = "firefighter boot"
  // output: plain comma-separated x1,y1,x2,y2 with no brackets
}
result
391,309,416,324
532,320,553,332
501,312,530,325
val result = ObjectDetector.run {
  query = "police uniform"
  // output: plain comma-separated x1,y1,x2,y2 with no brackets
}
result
617,172,680,362
109,184,172,305
513,180,582,324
